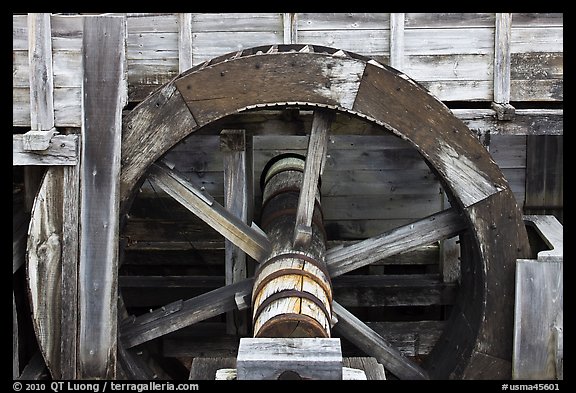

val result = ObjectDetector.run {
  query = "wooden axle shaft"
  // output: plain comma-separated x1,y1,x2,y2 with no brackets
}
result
253,154,333,338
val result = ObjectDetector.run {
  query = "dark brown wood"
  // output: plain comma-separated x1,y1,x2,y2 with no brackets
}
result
333,301,429,380
78,15,126,379
120,279,253,348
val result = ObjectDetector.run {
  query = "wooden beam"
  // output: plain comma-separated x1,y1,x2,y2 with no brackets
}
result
60,163,80,379
147,162,271,262
28,13,55,131
178,13,193,72
332,301,429,380
221,129,250,335
523,215,563,261
283,13,297,44
120,278,253,348
326,208,467,277
389,13,405,71
78,15,127,379
293,110,332,248
493,13,514,120
13,134,78,166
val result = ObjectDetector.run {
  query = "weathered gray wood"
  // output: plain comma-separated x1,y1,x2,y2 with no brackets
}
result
513,260,563,379
117,345,154,380
178,13,193,72
236,338,343,380
525,135,563,215
293,110,332,247
221,130,249,335
389,13,405,70
60,164,80,379
28,13,55,131
523,215,563,262
326,208,466,277
332,301,428,380
494,14,512,105
13,134,78,166
283,13,297,44
343,357,386,380
27,167,64,378
22,129,57,151
78,15,126,379
147,162,271,262
121,278,253,348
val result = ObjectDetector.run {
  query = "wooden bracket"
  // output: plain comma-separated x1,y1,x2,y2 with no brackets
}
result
492,102,516,121
23,128,57,151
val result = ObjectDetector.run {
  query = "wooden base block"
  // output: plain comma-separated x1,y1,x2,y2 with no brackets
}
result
236,338,343,380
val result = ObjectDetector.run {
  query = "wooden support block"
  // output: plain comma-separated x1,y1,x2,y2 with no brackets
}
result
13,134,78,166
236,338,343,380
22,128,57,151
492,102,516,121
524,215,563,262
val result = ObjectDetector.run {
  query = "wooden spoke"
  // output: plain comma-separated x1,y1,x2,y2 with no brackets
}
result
332,301,429,380
147,161,271,262
120,279,253,349
326,208,467,278
293,109,333,248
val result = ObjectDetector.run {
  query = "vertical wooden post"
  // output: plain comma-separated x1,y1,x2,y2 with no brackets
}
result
60,162,80,379
178,13,193,72
283,13,297,44
389,13,405,71
221,129,250,336
493,13,515,120
28,13,55,132
78,15,127,379
25,13,56,212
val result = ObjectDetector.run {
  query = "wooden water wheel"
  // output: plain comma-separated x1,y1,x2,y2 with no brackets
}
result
26,44,531,380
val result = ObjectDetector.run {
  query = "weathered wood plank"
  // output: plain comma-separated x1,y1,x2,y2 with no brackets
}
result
405,13,495,28
283,13,297,44
147,162,271,262
405,28,494,55
191,13,283,32
60,163,80,379
120,79,197,210
326,209,466,277
236,338,343,380
27,167,64,378
523,215,563,262
513,260,562,379
297,30,389,58
510,27,563,53
332,302,429,380
389,13,405,70
178,13,193,72
343,357,386,380
13,134,78,166
494,14,512,109
28,13,55,131
294,110,332,247
221,130,250,335
120,279,253,348
77,15,126,379
297,13,390,30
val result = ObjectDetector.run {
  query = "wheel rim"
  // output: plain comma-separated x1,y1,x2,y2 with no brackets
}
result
27,44,531,380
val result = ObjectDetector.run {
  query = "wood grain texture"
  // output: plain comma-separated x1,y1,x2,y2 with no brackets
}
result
78,15,126,379
494,14,512,105
513,260,562,379
13,134,78,166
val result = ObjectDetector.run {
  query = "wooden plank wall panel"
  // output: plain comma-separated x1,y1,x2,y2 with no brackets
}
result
190,13,283,65
126,14,179,101
489,135,526,207
297,13,390,63
510,13,563,102
404,13,495,102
